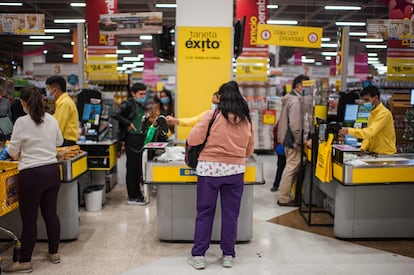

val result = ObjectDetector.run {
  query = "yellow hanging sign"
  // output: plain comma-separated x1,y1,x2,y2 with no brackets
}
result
257,24,322,48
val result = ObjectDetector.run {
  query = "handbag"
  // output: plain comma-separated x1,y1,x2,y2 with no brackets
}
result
315,133,334,183
283,117,295,148
185,109,219,168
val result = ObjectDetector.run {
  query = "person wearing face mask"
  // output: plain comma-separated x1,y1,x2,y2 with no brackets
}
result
111,83,148,205
148,89,175,135
338,85,396,154
166,91,220,128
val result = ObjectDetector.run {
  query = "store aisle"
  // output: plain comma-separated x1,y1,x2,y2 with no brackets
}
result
1,154,413,275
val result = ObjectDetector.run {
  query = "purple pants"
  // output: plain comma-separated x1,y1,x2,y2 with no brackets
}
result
18,163,61,262
191,173,244,257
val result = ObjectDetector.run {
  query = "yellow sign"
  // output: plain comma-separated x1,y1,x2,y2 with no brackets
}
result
257,24,322,48
87,46,118,81
176,26,232,140
302,80,314,87
235,57,268,82
262,110,276,125
387,57,414,81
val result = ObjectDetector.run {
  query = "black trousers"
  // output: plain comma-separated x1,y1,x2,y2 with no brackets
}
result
273,154,286,189
125,134,145,200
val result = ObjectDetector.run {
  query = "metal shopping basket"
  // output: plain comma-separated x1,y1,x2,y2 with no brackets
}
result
0,161,21,264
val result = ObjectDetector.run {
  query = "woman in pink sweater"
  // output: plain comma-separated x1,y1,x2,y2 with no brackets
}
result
187,81,254,270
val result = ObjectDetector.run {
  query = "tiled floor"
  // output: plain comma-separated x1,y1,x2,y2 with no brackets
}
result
1,154,414,274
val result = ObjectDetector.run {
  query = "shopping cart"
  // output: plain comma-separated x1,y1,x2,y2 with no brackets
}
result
0,161,21,266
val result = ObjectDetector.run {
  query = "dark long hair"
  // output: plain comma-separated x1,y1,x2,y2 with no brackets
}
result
20,85,45,125
160,89,174,115
217,81,251,123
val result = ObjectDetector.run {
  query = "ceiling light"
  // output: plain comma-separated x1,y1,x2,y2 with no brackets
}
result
104,54,117,58
267,5,278,9
139,35,153,40
360,38,384,43
122,64,136,69
325,56,332,60
325,6,361,11
335,22,366,26
155,4,177,8
321,52,337,56
368,57,379,61
266,20,298,25
117,67,125,71
302,59,315,63
315,62,322,66
365,44,387,49
62,54,74,58
123,56,142,61
368,53,378,57
349,32,367,36
120,41,142,46
45,29,71,33
321,43,337,48
43,50,48,54
22,41,44,45
0,2,22,6
29,35,55,40
321,37,331,42
132,67,144,72
116,49,132,54
368,60,380,64
133,62,144,66
54,19,86,23
70,3,86,7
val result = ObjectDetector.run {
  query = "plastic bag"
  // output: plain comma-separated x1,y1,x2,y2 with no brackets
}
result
315,133,334,183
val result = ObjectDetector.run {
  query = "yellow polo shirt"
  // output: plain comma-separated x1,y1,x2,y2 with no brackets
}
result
53,92,79,142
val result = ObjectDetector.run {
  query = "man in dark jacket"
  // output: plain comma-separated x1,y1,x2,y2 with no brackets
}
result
277,74,309,206
112,83,148,205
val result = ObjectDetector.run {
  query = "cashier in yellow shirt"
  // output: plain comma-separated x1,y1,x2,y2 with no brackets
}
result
338,85,396,154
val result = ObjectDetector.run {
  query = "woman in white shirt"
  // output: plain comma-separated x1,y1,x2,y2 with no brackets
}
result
4,85,63,273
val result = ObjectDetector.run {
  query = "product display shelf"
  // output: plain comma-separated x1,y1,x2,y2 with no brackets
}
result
389,90,413,153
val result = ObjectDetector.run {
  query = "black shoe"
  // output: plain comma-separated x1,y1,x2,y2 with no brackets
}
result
270,187,278,192
277,200,298,207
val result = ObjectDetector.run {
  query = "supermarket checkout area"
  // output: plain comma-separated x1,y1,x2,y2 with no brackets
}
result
0,152,88,241
143,146,265,242
306,141,414,239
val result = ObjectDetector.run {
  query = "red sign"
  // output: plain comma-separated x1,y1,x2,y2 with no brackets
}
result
85,0,117,46
236,0,268,48
354,53,368,74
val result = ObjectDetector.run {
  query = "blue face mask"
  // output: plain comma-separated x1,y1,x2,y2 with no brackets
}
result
160,98,170,104
362,102,374,111
136,97,145,104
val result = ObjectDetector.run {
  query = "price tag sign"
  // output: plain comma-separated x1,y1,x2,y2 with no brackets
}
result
235,57,268,82
387,57,414,81
262,110,276,125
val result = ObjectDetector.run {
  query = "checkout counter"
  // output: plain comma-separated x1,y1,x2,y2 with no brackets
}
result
144,155,264,242
305,133,414,239
0,152,88,241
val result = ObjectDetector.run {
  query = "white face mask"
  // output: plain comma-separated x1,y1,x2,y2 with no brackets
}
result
211,103,218,110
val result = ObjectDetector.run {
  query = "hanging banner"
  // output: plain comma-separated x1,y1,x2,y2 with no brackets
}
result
0,14,44,35
87,46,118,81
235,57,268,81
354,53,369,74
85,0,117,46
257,24,322,48
235,0,267,48
98,12,162,35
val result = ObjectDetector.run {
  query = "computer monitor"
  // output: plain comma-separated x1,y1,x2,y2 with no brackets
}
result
82,104,102,126
343,104,358,125
411,88,414,105
356,104,371,123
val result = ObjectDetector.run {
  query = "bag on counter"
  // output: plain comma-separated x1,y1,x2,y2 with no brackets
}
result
315,133,334,183
185,110,219,169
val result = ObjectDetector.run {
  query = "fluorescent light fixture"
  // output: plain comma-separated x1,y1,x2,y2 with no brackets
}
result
302,59,315,63
54,19,85,23
104,54,118,58
29,35,55,40
132,67,144,72
365,44,387,49
120,41,142,46
335,22,366,26
267,20,298,25
349,32,367,36
325,6,361,10
267,5,278,9
368,60,380,64
117,67,126,71
368,53,378,56
321,43,337,48
133,62,144,67
138,54,144,59
0,2,22,6
116,49,132,54
315,62,322,66
139,35,153,40
321,52,337,56
70,3,86,7
122,64,136,69
155,3,177,8
368,57,379,61
325,56,332,60
360,38,384,43
123,56,142,61
45,29,71,33
321,37,331,42
62,54,74,58
22,41,44,45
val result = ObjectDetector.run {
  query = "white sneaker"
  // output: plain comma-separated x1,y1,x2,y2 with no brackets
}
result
127,198,148,206
222,255,233,268
188,256,205,270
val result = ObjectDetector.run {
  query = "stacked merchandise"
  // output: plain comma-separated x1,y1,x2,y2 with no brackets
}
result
240,83,280,152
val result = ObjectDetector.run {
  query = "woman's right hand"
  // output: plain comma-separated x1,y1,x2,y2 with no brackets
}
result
166,115,179,125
